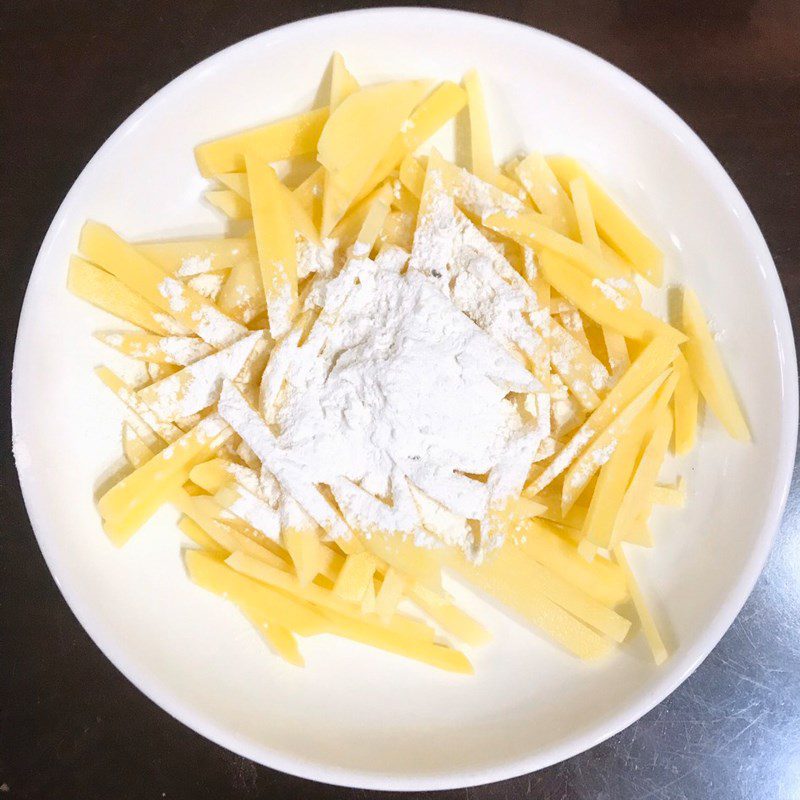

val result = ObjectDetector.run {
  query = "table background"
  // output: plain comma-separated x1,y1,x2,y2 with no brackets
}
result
2,1,799,798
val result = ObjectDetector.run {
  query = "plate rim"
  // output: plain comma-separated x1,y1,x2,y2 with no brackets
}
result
11,6,799,791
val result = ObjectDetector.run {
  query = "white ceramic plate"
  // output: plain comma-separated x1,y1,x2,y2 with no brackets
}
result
12,8,797,791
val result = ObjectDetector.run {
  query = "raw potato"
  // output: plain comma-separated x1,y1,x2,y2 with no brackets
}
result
137,237,255,274
79,222,247,348
547,156,665,285
535,251,677,342
205,189,251,220
73,55,750,672
614,409,674,545
186,550,327,636
95,331,213,366
194,106,329,176
356,80,466,204
515,152,578,237
68,256,178,335
98,416,232,542
246,157,299,338
318,80,430,234
672,352,699,454
333,552,378,603
681,288,750,441
614,545,668,664
486,212,634,286
283,526,328,586
447,544,614,660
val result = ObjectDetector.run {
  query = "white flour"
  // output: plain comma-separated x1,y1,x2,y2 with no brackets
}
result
217,233,545,554
209,167,552,556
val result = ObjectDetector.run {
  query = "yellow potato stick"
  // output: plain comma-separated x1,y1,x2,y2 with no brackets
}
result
570,176,604,255
502,155,524,180
246,157,299,338
567,174,631,374
497,541,631,641
322,53,361,227
529,336,679,496
513,519,627,606
681,288,750,441
318,80,430,234
514,153,578,238
375,567,407,622
549,319,610,411
254,620,305,667
672,352,699,455
447,545,613,660
80,222,247,348
122,423,156,468
67,256,179,335
463,69,494,181
522,490,589,531
561,370,676,513
614,409,674,544
176,493,287,565
99,416,233,543
292,166,325,229
318,81,430,172
399,153,426,198
486,212,634,287
283,526,328,586
380,210,416,250
329,52,360,110
178,516,228,556
205,189,251,220
602,329,630,378
535,250,681,342
185,549,327,636
623,516,654,548
580,408,651,553
229,550,369,616
390,182,419,215
409,584,491,646
330,182,391,246
317,607,472,673
333,552,378,603
360,577,377,615
216,172,320,245
194,106,329,177
189,457,249,493
354,527,443,594
547,156,664,285
95,366,183,444
137,237,255,274
353,182,394,255
613,545,668,664
425,153,532,224
226,551,433,642
217,256,265,324
356,81,467,204
95,331,213,366
502,494,548,521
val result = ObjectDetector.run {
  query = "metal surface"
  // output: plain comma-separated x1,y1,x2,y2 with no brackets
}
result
1,1,799,798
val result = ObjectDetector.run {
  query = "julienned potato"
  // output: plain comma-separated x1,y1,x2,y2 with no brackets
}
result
66,52,749,672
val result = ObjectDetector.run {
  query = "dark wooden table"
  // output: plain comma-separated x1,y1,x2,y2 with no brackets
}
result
2,2,799,798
